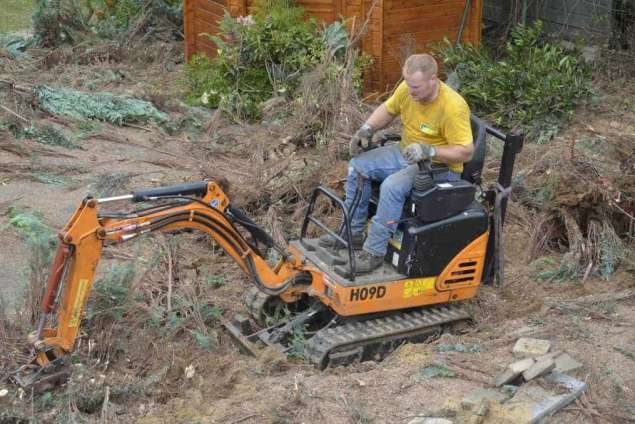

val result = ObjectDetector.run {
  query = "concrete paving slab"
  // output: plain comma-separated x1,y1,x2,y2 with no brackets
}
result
502,371,587,423
554,353,583,373
523,357,555,381
513,337,551,358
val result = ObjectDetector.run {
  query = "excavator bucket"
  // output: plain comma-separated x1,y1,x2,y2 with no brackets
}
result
13,355,71,392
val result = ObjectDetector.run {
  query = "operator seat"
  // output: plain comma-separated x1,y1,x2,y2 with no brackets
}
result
461,114,487,185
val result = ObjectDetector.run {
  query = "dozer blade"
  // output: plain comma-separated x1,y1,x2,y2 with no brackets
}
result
221,315,260,357
13,357,71,393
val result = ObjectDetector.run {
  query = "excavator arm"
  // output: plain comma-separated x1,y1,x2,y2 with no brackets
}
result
14,181,304,389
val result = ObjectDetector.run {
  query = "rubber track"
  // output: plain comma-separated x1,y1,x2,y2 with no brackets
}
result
305,304,470,369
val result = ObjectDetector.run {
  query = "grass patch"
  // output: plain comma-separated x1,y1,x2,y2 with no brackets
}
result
0,0,34,34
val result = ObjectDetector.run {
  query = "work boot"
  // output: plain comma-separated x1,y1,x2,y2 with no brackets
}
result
352,249,384,274
318,232,364,250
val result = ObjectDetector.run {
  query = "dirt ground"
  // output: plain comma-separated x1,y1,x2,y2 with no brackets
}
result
1,39,634,424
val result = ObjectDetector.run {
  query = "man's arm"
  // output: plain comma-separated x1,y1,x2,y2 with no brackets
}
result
365,103,396,131
434,143,474,163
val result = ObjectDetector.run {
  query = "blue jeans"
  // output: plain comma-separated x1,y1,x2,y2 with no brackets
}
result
345,144,461,256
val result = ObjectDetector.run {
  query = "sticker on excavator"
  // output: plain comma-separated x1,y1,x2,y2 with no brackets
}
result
389,229,403,250
69,279,89,327
402,278,435,298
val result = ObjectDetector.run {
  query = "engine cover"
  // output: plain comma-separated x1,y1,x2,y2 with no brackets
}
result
387,201,488,277
408,179,476,222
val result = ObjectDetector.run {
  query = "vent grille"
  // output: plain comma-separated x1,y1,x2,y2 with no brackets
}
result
445,261,477,284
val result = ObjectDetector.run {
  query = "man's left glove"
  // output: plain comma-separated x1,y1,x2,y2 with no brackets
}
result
349,123,374,157
403,143,436,165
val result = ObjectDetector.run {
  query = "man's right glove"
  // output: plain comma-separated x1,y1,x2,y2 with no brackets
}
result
403,143,436,164
349,123,374,157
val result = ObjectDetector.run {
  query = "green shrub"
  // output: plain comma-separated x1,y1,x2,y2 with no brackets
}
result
32,0,183,47
438,21,592,140
184,0,325,120
95,0,182,30
183,0,367,122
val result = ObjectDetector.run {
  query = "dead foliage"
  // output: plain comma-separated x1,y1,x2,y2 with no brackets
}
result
507,107,635,282
40,43,124,69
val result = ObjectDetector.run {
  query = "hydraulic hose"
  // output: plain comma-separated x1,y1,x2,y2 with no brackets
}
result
133,212,296,294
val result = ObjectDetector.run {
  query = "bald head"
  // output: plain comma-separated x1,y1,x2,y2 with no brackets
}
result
403,54,438,79
402,54,439,103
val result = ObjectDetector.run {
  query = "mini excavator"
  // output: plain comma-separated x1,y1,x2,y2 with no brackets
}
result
14,115,523,390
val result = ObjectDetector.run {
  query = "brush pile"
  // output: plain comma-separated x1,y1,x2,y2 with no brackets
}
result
507,112,635,282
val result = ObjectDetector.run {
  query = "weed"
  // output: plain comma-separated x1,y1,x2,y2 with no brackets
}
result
33,172,76,186
349,401,376,424
7,206,54,243
202,273,225,288
189,329,219,351
6,207,57,323
577,134,608,156
614,346,635,362
287,325,309,359
527,317,545,327
530,255,583,283
264,303,293,327
600,365,626,398
597,302,617,315
9,121,82,149
86,263,136,321
434,343,484,353
417,360,457,379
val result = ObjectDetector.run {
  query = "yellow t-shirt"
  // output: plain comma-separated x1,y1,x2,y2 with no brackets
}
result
384,81,472,173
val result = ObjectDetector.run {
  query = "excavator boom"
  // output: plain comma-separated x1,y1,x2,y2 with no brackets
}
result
14,181,304,390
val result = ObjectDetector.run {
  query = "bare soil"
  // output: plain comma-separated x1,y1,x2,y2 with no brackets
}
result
0,40,634,424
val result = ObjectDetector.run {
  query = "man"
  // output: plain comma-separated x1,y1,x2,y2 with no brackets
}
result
319,53,474,273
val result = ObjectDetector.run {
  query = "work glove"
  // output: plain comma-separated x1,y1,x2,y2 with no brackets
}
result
403,143,436,165
349,123,374,157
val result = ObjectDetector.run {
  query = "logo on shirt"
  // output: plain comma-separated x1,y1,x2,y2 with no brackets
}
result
419,123,438,136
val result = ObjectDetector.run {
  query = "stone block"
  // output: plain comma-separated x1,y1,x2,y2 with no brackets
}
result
523,357,555,381
494,357,536,387
554,353,583,373
493,367,520,387
513,337,551,358
462,388,507,410
510,357,536,373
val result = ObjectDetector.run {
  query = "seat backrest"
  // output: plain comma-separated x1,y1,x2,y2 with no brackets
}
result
461,114,487,185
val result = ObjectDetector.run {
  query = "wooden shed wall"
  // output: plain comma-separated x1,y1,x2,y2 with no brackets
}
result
184,0,482,95
184,0,227,61
380,0,482,94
